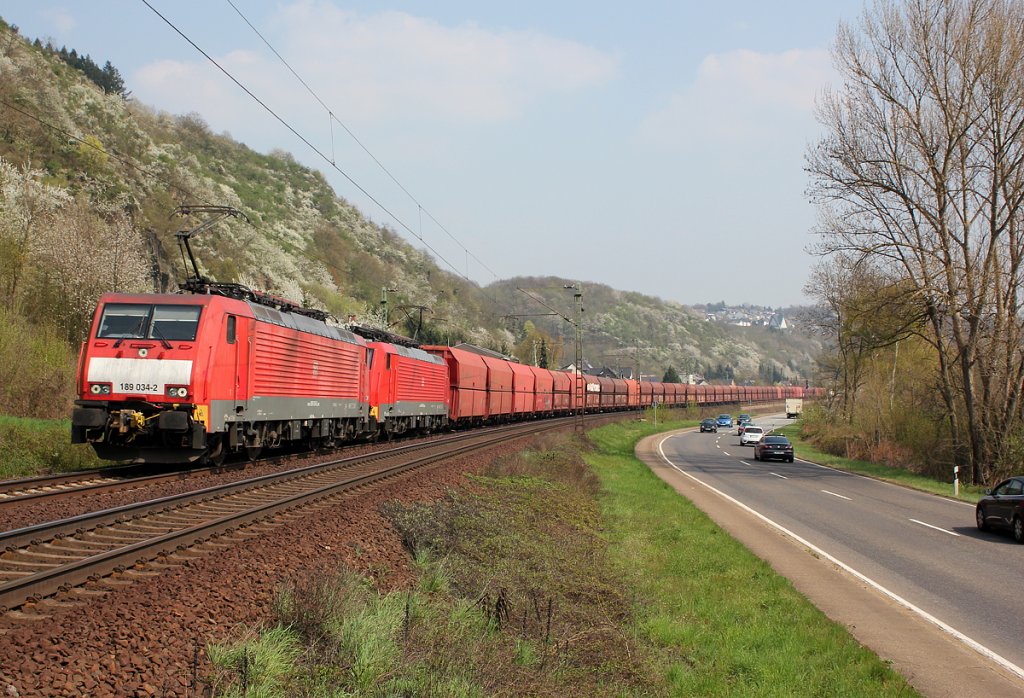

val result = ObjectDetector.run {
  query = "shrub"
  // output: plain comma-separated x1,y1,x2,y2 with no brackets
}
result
0,415,103,479
0,310,76,418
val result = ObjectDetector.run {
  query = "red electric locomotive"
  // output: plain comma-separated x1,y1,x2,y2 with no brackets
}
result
72,292,373,463
366,342,449,436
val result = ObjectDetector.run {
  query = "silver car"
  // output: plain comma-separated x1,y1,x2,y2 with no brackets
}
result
740,426,764,446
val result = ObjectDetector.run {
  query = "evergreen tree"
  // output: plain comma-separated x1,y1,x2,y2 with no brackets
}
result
662,365,681,383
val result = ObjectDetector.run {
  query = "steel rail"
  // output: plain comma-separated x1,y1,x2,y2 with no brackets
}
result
0,417,585,611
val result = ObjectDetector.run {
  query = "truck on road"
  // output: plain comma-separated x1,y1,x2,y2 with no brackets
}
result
785,398,803,419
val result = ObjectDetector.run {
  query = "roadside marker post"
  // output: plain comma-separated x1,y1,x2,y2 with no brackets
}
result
954,465,960,497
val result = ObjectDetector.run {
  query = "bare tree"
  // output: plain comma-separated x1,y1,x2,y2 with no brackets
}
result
807,0,1024,484
804,254,924,421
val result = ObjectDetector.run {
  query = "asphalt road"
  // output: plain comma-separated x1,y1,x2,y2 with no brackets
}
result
657,415,1024,679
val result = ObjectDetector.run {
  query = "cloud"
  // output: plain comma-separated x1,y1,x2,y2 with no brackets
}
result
132,1,618,129
638,48,834,150
41,8,76,35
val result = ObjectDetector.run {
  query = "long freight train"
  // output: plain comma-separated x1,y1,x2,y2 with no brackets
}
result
71,291,816,464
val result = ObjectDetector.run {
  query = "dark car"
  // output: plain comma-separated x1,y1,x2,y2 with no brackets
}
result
976,476,1024,543
716,414,733,429
700,418,717,433
754,435,794,462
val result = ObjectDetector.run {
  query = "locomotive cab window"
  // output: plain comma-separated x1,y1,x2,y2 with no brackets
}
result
97,303,202,342
97,304,150,339
226,315,236,344
151,305,201,341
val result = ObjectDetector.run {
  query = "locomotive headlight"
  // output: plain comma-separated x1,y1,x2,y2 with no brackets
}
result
177,387,188,398
90,383,111,395
101,385,111,394
90,384,101,394
166,385,189,399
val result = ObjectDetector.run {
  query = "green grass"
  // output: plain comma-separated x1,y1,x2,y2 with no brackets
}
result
776,422,986,502
207,413,914,696
0,414,105,479
586,419,915,696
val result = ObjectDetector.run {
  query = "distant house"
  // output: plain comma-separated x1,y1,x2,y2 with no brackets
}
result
768,314,789,330
561,360,595,374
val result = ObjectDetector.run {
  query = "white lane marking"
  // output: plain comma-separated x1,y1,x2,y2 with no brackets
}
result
740,461,751,466
655,433,1024,682
723,451,730,456
791,456,976,509
821,489,852,501
771,472,788,479
910,519,961,537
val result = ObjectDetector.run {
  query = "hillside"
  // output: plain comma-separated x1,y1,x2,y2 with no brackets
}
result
0,19,818,417
488,277,820,382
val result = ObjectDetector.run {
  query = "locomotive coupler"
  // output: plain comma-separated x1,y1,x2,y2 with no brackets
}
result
114,410,147,434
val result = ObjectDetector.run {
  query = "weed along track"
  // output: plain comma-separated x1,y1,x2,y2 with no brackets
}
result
0,419,577,615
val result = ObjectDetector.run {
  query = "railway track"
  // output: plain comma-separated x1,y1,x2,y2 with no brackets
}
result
0,416,588,614
0,463,250,508
0,432,443,510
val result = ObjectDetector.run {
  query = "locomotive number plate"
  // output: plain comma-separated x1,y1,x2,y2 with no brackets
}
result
118,382,161,393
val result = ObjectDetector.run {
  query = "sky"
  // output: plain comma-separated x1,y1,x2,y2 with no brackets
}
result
2,1,866,307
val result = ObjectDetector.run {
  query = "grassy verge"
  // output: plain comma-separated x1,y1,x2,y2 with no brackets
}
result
208,411,913,696
775,422,986,503
586,419,913,696
0,414,104,479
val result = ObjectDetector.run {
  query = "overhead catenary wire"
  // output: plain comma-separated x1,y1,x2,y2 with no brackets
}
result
139,0,509,315
223,0,502,283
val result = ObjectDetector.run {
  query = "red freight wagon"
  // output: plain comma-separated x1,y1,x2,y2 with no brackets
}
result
367,342,449,435
73,293,371,463
663,383,679,407
678,383,691,406
692,382,708,405
609,378,628,408
598,377,611,408
508,362,536,416
649,382,666,406
639,380,653,407
481,356,513,419
551,370,573,412
528,366,554,414
421,345,488,423
583,375,602,410
625,379,639,408
677,383,689,405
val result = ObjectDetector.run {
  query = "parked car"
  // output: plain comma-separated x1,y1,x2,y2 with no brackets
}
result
716,414,733,429
700,418,718,433
754,435,794,462
739,426,764,446
976,476,1024,543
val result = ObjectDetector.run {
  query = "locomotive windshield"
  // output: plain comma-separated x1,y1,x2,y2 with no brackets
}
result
97,303,202,342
